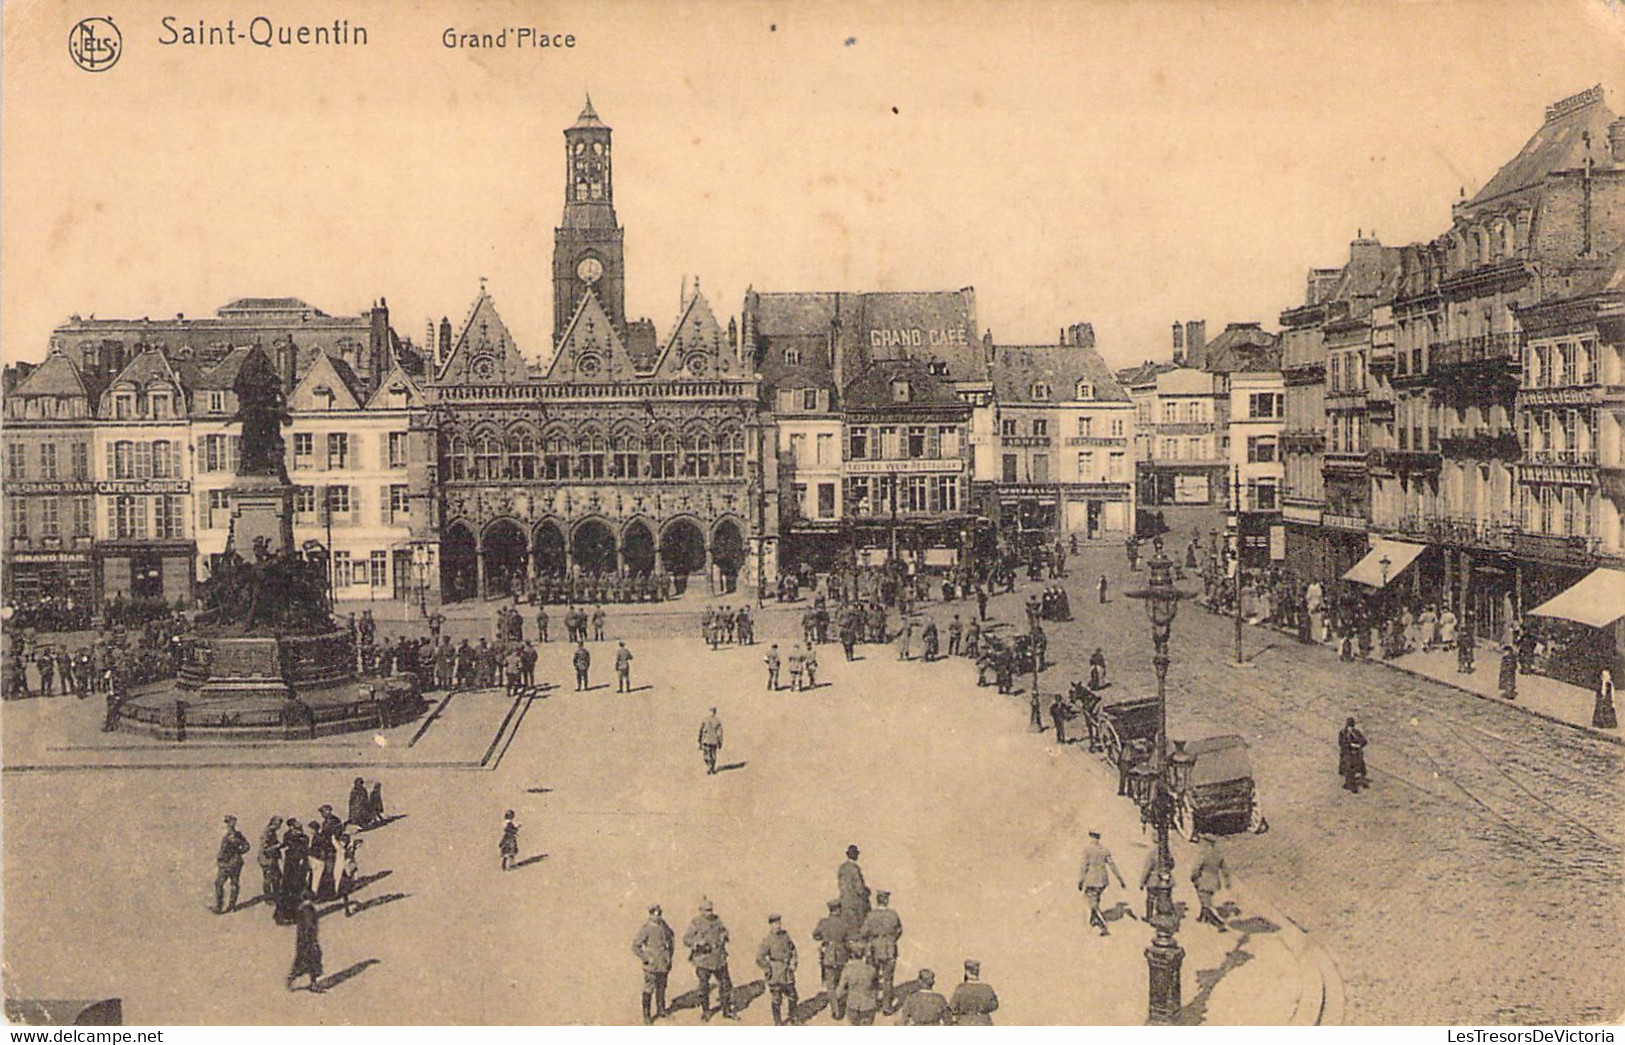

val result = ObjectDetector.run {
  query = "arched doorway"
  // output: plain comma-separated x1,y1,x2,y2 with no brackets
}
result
622,521,657,577
712,520,745,594
573,519,618,577
483,520,528,599
660,519,707,594
441,524,478,603
533,522,566,577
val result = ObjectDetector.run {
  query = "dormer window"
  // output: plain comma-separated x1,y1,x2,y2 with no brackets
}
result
891,380,911,404
1031,383,1051,401
1076,380,1094,400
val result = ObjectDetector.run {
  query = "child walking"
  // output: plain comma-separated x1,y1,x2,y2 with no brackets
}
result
499,810,520,871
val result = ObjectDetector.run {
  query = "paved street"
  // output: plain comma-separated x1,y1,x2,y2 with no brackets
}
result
919,545,1624,1025
1,607,1299,1026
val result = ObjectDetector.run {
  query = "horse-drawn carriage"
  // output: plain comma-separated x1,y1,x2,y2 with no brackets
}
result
1068,683,1268,838
1172,734,1268,839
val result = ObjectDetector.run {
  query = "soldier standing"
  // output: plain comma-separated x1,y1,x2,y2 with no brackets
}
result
698,708,724,774
632,904,675,1024
764,644,781,691
894,969,949,1025
572,641,592,691
837,845,872,934
859,890,903,1014
615,641,634,693
948,959,1000,1024
813,899,851,1020
257,815,284,902
212,815,251,913
682,898,737,1021
1077,830,1126,936
1191,834,1231,931
835,939,880,1025
755,914,800,1026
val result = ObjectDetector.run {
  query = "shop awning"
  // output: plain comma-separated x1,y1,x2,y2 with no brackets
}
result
1343,539,1428,588
1528,568,1625,628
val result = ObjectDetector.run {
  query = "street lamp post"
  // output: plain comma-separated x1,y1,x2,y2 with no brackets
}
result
1127,537,1194,1025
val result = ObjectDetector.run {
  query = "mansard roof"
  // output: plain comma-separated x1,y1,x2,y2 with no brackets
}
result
991,343,1131,403
1468,85,1618,208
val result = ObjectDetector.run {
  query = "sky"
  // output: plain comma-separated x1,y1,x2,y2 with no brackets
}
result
3,0,1623,373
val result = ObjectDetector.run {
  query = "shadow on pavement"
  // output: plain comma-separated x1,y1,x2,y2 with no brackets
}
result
317,958,379,992
1174,933,1257,1026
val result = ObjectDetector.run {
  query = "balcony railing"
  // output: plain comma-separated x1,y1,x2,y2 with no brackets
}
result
1513,530,1600,567
1523,448,1597,466
1396,511,1517,550
1428,331,1520,370
1437,429,1523,460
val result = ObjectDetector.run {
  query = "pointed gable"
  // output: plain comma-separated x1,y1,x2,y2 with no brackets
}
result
649,291,734,380
543,289,638,384
99,348,187,415
289,350,363,412
11,349,89,401
437,290,531,386
364,360,423,410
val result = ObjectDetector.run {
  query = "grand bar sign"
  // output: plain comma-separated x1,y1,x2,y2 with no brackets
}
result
6,480,191,495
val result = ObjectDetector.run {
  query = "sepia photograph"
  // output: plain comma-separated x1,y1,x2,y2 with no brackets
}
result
1,0,1622,1030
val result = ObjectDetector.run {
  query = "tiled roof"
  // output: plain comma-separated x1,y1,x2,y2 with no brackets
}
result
990,344,1130,403
1199,323,1282,374
9,349,88,400
842,358,965,411
1468,88,1618,207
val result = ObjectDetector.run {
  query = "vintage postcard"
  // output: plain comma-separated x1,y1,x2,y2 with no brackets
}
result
2,0,1623,1030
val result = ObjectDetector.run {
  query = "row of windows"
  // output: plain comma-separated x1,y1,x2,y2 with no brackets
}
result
199,485,412,530
844,475,962,515
7,496,95,541
6,442,91,480
444,431,747,482
997,416,1128,439
847,425,962,461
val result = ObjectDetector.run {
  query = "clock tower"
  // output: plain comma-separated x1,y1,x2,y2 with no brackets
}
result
554,96,626,345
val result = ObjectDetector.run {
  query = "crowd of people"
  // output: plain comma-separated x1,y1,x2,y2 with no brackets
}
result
211,777,392,992
626,845,1000,1026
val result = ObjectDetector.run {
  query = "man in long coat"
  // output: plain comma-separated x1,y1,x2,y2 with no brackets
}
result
631,904,675,1024
837,845,871,934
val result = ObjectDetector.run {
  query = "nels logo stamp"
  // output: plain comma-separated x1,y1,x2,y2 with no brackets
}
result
68,16,122,72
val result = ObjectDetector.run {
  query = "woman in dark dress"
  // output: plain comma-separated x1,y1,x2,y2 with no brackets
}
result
1337,717,1368,792
275,818,311,924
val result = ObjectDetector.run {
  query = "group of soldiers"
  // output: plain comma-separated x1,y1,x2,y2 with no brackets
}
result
699,604,756,647
629,846,999,1026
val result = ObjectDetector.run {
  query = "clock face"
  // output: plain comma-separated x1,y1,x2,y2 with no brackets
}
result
577,257,604,284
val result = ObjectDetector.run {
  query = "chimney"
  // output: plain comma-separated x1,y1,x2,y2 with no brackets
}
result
278,339,297,393
1172,322,1185,365
1185,320,1206,369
